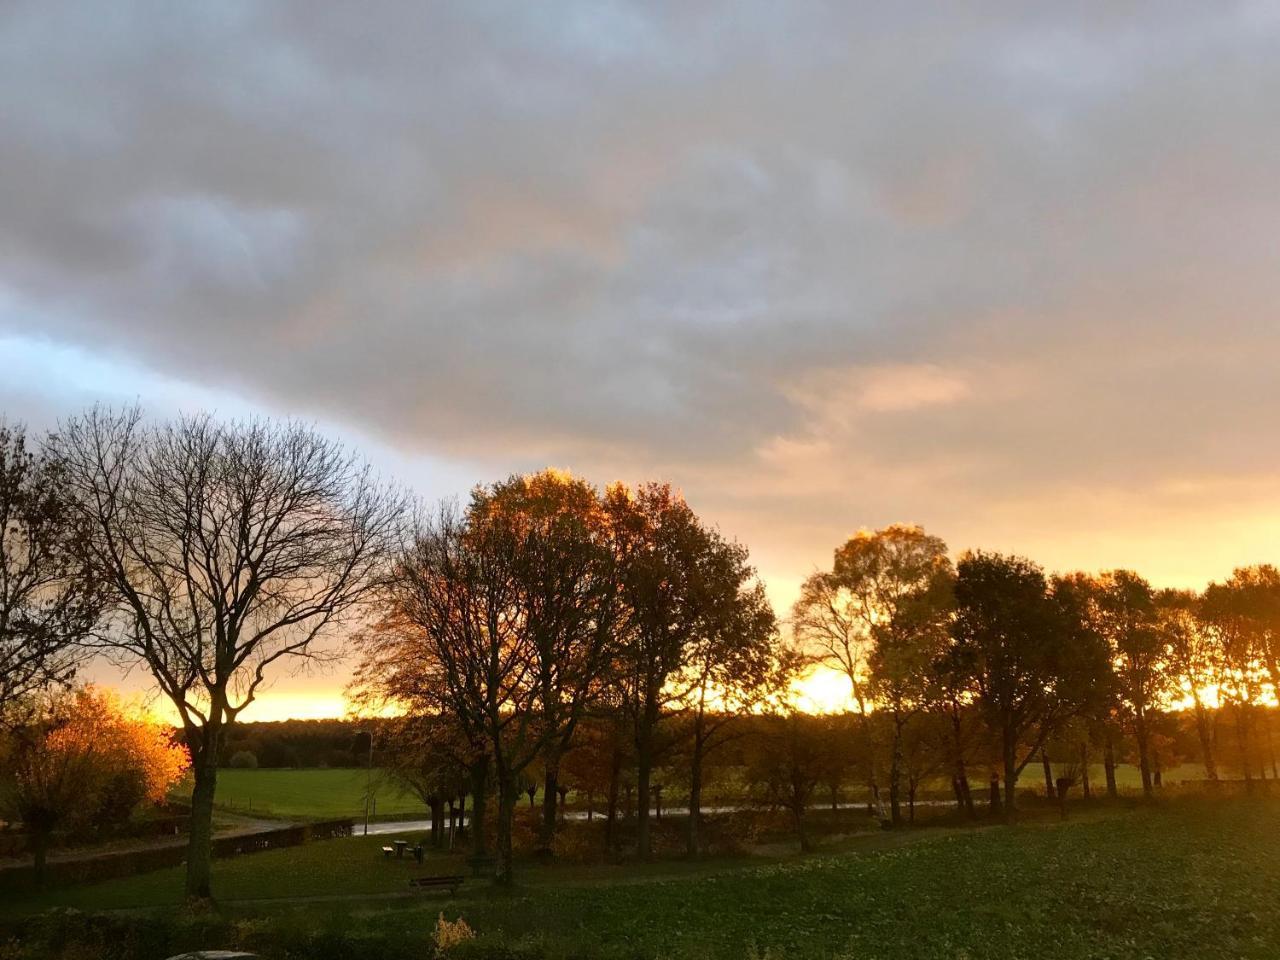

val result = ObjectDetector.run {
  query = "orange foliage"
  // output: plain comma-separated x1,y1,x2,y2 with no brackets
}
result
10,686,190,832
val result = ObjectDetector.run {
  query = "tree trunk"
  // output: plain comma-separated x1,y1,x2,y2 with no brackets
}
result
988,772,1002,818
457,792,467,838
605,749,620,853
1134,712,1154,799
1103,731,1118,798
430,796,444,848
856,709,885,820
889,711,906,826
1041,751,1056,800
1002,735,1018,822
495,779,516,886
1080,742,1092,800
1193,699,1218,780
636,736,653,860
1265,712,1279,780
949,700,974,819
908,781,917,824
686,733,704,858
468,759,489,865
30,828,50,888
186,755,219,899
792,803,811,853
1235,704,1254,789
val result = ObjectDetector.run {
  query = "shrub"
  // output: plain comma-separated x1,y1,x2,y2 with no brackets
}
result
229,751,259,769
433,913,475,952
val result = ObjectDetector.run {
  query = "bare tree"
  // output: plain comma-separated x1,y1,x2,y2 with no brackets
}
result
0,424,103,722
55,407,403,898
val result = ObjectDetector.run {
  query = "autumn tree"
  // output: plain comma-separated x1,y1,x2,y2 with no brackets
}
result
948,552,1109,818
55,408,402,898
1159,589,1220,780
1093,571,1173,799
359,500,536,883
606,482,734,860
857,526,954,826
1202,574,1269,785
376,713,470,848
0,425,104,723
675,542,779,856
477,471,619,851
1222,566,1280,720
1,687,188,882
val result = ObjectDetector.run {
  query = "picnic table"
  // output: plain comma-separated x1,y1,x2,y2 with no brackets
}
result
381,840,426,863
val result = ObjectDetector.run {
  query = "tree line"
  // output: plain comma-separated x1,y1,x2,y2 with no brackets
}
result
2,409,1279,897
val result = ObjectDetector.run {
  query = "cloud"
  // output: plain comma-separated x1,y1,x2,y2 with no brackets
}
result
3,0,1280,608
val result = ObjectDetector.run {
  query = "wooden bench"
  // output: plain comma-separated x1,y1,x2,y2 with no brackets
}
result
381,845,395,858
408,874,465,896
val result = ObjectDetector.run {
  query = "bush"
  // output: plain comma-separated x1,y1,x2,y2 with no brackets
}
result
434,913,475,952
229,751,259,769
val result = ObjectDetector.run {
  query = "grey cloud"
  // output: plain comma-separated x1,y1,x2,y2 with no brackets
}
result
3,0,1280,587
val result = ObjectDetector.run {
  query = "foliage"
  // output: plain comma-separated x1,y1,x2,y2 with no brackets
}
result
0,687,188,877
0,424,104,724
948,552,1111,814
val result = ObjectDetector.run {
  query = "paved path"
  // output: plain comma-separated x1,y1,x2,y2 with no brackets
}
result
354,800,958,836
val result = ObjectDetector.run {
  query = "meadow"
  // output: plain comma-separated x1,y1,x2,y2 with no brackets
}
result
209,763,1208,822
211,768,427,820
4,795,1276,959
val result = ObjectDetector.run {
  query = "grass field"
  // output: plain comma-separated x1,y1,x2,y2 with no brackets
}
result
210,768,427,820
6,796,1279,959
207,763,1207,822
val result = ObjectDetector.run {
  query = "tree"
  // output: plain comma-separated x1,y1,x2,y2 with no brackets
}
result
1,687,188,883
55,408,402,898
856,526,954,826
1221,566,1280,732
359,504,522,882
476,471,619,852
606,482,745,860
1159,589,1220,780
1202,575,1269,785
377,713,470,848
0,424,103,724
676,544,779,856
791,567,883,816
948,552,1109,819
1094,571,1172,799
744,710,824,853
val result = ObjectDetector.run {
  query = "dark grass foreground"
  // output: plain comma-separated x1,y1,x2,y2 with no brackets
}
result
3,796,1278,960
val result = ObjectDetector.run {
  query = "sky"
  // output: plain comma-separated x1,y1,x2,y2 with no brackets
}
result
4,2,1280,720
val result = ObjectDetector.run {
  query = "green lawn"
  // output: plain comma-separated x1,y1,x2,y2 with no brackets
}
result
210,767,428,820
6,797,1280,959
